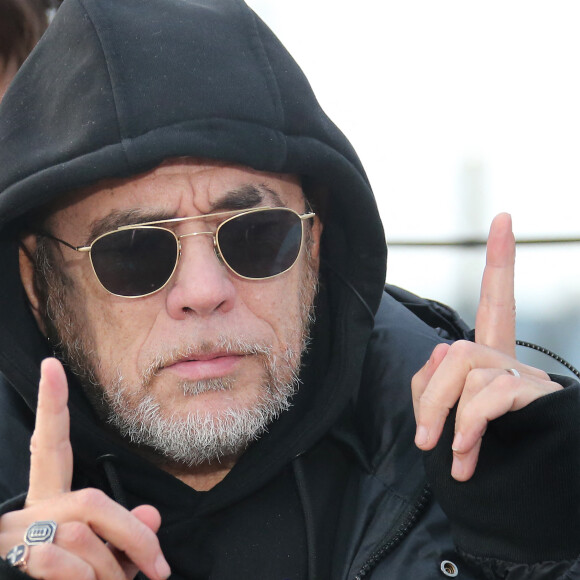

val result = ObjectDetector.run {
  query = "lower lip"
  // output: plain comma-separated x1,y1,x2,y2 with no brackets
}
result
166,356,243,381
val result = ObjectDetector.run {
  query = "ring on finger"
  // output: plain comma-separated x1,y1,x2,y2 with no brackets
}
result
505,368,521,378
24,520,57,545
6,544,30,572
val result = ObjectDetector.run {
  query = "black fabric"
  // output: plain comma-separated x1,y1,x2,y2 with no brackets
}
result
0,0,387,323
0,0,384,525
0,0,578,578
459,551,576,580
0,3,383,577
425,383,580,563
0,292,578,578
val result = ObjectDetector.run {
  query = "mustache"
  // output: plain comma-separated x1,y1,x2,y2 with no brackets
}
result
141,335,273,385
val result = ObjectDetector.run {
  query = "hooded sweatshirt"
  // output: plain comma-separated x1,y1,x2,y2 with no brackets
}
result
1,2,579,579
0,0,387,578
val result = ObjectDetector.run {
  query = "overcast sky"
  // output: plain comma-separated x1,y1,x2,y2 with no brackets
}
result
245,1,580,326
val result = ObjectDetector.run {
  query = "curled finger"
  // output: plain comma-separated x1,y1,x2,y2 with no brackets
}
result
414,340,552,451
12,542,97,580
412,342,450,437
64,490,170,580
451,370,562,480
110,505,163,579
455,367,508,426
451,437,483,482
56,521,127,580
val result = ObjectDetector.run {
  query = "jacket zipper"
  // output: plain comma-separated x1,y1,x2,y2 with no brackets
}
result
354,484,432,579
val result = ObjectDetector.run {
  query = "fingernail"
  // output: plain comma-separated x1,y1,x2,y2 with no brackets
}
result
451,432,463,452
451,456,464,480
155,555,171,579
415,425,429,448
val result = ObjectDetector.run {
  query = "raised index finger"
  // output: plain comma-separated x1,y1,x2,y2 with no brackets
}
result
26,357,73,504
474,213,516,356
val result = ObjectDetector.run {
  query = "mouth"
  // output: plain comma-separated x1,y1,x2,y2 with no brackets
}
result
163,353,245,381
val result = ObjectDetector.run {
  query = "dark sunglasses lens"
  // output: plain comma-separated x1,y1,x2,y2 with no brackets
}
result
218,209,303,278
91,228,178,296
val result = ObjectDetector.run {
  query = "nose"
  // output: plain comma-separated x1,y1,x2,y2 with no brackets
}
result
165,233,236,319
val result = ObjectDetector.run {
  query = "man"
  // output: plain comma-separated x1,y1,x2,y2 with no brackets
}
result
0,0,577,578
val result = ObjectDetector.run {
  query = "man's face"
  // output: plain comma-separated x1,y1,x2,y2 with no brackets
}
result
21,160,322,469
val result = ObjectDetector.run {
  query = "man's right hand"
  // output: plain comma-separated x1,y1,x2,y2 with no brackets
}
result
0,358,171,579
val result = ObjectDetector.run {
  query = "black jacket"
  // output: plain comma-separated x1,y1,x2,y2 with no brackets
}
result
0,0,578,578
0,286,578,579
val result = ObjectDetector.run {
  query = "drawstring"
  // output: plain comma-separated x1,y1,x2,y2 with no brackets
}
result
96,454,128,508
467,329,580,379
96,455,148,580
515,339,580,379
292,455,317,580
325,264,375,322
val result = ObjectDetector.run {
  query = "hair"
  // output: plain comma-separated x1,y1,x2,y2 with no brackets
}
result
0,0,61,72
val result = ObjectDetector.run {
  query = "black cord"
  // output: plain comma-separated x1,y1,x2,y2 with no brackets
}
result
96,454,128,508
516,339,580,379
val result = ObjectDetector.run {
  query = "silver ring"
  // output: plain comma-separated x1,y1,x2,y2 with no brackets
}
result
506,368,520,378
6,544,29,571
24,520,57,545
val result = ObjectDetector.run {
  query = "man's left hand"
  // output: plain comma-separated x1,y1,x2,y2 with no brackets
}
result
411,213,562,481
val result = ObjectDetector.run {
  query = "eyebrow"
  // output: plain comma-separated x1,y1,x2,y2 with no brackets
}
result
88,209,174,242
209,184,285,211
86,184,286,243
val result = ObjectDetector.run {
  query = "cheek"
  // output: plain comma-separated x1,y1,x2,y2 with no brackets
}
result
237,273,306,348
83,295,161,374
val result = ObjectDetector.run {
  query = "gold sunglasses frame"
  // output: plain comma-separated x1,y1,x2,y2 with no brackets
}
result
44,206,315,298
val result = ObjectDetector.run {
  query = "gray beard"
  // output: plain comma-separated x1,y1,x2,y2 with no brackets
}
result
102,336,303,466
36,238,317,467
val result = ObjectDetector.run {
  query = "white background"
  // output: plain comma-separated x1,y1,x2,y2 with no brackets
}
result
246,1,580,372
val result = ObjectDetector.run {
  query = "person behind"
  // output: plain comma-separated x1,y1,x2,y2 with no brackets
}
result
0,0,55,100
0,0,577,578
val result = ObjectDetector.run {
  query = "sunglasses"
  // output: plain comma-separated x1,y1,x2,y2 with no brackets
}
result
41,207,315,298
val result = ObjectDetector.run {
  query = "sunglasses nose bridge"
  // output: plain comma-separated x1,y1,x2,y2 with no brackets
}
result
176,230,221,266
178,231,215,241
177,230,217,251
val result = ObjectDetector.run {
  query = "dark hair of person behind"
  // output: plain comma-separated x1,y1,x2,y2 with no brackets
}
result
0,0,60,70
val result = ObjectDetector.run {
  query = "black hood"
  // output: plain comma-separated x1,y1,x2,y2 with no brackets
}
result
0,0,386,512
